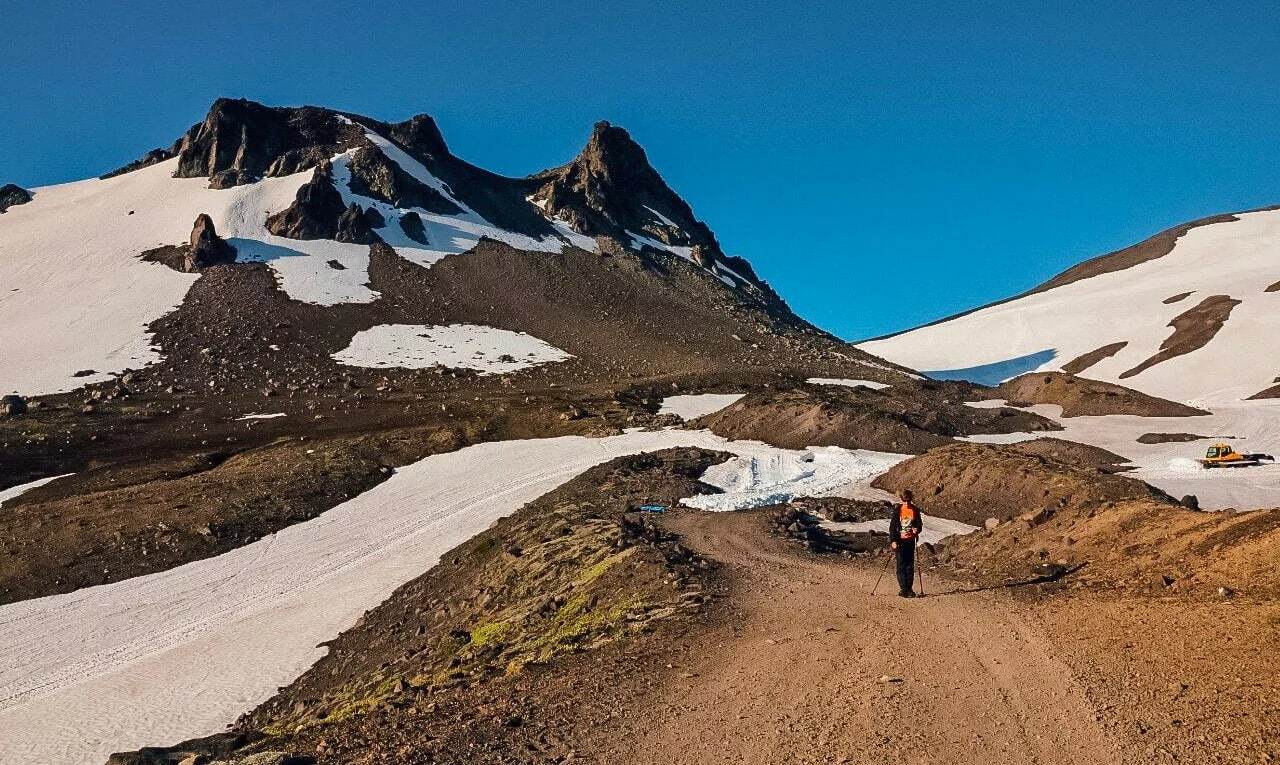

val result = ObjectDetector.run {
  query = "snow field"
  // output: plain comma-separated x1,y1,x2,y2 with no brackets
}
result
657,393,747,419
964,398,1280,510
332,323,572,373
860,208,1280,405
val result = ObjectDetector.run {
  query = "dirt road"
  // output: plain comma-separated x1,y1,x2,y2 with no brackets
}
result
606,511,1120,765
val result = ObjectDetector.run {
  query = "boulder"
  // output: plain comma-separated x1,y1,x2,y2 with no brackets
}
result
690,244,715,269
399,211,428,244
184,214,236,271
334,203,379,245
0,183,32,213
264,164,346,240
1,394,27,416
363,206,386,229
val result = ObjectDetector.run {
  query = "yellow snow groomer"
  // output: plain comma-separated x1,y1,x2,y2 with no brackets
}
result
1199,443,1275,468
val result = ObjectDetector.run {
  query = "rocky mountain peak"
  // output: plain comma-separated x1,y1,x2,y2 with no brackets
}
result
173,98,364,188
387,114,450,158
530,121,726,263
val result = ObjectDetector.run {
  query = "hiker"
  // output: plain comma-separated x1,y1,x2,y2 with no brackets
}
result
888,489,924,598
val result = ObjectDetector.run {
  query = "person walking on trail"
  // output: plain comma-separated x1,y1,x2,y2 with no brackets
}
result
889,489,924,598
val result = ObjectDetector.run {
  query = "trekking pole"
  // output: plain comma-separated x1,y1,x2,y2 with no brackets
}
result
870,549,892,595
917,564,925,597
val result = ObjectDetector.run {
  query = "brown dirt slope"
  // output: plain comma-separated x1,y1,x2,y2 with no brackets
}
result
1060,341,1127,375
994,371,1208,417
1120,294,1241,379
692,380,1059,454
871,442,1169,525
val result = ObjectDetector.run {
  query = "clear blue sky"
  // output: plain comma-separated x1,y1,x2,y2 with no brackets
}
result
4,1,1279,339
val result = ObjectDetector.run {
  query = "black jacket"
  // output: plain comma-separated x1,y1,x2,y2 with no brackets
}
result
888,502,924,545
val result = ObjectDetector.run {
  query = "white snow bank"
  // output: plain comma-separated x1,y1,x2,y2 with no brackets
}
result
822,515,978,545
860,208,1280,405
0,474,73,509
657,393,746,420
236,412,286,421
0,429,904,765
332,324,572,373
680,446,908,511
807,377,891,390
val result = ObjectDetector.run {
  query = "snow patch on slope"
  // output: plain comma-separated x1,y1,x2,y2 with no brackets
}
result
332,323,571,373
658,393,746,419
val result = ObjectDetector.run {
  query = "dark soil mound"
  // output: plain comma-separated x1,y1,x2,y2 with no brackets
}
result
693,381,1059,454
871,442,1170,525
1007,437,1133,471
993,372,1208,417
1136,432,1216,444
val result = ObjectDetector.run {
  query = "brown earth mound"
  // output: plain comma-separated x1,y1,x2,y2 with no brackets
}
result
943,493,1280,598
1120,294,1241,379
1265,280,1279,293
692,381,1059,454
871,442,1169,525
1006,437,1133,471
1059,342,1127,375
1163,291,1194,304
994,372,1208,417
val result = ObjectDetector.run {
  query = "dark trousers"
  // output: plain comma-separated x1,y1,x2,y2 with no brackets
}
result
895,542,916,594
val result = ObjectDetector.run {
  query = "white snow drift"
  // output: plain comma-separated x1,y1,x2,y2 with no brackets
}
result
332,323,572,373
860,208,1280,405
0,430,907,765
680,447,907,511
657,393,746,420
807,377,891,390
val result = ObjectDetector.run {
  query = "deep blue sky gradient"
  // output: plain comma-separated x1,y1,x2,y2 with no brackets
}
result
4,1,1279,339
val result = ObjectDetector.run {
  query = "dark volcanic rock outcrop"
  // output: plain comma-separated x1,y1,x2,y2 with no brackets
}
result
265,164,347,240
399,210,428,244
100,144,180,179
173,98,364,187
184,214,236,271
334,203,379,245
0,183,32,212
345,144,460,214
529,122,724,259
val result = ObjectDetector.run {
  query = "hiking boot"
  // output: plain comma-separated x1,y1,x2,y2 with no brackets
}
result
898,590,915,598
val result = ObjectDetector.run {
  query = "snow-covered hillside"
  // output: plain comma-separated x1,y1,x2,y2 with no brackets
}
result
860,208,1280,406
